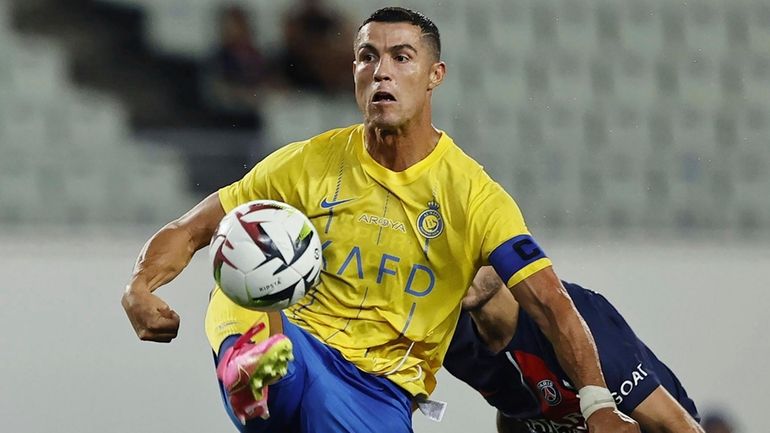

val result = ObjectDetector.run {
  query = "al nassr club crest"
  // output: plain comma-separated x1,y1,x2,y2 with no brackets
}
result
416,201,444,239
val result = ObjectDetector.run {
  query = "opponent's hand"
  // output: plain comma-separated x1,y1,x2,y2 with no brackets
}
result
586,407,640,433
121,289,180,343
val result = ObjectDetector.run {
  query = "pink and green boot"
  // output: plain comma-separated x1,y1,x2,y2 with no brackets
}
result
216,322,293,423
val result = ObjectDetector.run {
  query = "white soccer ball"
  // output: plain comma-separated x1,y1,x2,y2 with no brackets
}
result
209,199,322,311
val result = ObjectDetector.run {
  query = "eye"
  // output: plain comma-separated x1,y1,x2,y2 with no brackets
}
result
360,53,376,63
395,54,410,63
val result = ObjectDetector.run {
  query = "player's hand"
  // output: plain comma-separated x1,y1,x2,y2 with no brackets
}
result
586,407,640,433
121,289,181,343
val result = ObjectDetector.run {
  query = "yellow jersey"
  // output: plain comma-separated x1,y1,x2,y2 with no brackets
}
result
211,124,551,397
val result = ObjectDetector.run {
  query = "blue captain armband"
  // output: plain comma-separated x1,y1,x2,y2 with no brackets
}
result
489,235,549,286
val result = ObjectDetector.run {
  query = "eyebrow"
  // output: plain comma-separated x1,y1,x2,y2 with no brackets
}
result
357,43,418,54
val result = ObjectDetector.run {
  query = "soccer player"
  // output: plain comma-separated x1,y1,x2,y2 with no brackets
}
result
121,7,638,433
445,267,704,433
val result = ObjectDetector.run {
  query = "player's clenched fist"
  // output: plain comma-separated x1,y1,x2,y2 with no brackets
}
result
122,289,181,343
586,408,641,433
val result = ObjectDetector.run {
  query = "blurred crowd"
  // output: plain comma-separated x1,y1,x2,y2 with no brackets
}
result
201,0,354,125
702,410,738,433
8,0,768,234
133,0,357,193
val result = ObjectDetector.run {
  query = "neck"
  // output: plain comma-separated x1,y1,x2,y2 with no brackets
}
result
363,111,440,172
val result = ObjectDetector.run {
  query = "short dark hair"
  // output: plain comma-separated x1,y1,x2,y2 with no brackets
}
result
359,7,441,60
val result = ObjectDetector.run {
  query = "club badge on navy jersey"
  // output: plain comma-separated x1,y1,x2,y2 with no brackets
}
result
537,379,562,406
416,201,444,239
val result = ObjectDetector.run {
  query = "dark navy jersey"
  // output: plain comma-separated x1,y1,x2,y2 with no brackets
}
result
444,282,699,432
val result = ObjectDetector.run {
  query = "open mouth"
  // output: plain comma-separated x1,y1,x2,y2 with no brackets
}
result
372,91,397,103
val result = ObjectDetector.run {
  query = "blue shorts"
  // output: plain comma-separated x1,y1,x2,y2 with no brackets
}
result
214,314,414,433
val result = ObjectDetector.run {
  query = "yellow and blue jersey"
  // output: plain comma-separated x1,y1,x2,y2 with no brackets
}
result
207,124,551,398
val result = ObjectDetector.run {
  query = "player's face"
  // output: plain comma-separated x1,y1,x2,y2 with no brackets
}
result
353,22,444,129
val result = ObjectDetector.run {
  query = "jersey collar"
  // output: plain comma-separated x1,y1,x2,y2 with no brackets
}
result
353,124,453,185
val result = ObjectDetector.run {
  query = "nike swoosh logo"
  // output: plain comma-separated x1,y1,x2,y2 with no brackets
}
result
320,197,355,209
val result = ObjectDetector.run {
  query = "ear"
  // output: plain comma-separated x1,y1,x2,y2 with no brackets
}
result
428,61,446,90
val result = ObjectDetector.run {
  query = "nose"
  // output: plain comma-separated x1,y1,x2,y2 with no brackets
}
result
373,57,392,82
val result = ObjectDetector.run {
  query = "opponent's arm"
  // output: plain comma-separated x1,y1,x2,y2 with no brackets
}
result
510,267,639,433
464,268,518,353
122,192,225,342
630,386,705,433
511,268,603,388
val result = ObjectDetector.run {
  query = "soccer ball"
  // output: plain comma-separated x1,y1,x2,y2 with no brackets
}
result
209,199,322,311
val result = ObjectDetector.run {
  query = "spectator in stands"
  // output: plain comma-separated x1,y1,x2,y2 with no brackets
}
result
277,0,353,94
202,4,266,123
701,411,736,433
196,4,266,194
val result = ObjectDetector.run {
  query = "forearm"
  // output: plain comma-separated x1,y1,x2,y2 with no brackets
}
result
127,192,223,295
121,194,223,342
633,386,705,433
128,222,199,294
639,413,704,433
512,269,640,433
654,420,704,433
670,418,705,433
511,269,606,389
531,292,606,389
467,275,519,353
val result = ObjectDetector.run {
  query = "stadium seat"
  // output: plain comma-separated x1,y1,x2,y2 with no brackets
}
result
658,2,689,54
594,1,624,53
555,0,599,57
248,0,291,51
9,38,68,103
678,51,722,109
262,94,326,153
0,24,196,226
724,3,752,52
728,151,770,233
747,0,770,56
685,0,730,56
0,157,51,223
738,103,770,153
620,0,663,56
549,49,593,108
653,57,682,101
488,0,536,53
63,91,130,152
743,56,770,105
613,49,657,112
0,96,49,154
145,0,215,58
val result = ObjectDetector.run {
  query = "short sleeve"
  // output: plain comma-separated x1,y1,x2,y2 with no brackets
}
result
581,291,664,413
470,178,552,287
218,140,307,213
607,353,662,414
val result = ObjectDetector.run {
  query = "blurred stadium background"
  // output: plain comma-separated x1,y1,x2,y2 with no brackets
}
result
0,0,766,432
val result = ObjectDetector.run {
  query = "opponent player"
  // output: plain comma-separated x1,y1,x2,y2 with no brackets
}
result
445,267,703,433
121,7,638,433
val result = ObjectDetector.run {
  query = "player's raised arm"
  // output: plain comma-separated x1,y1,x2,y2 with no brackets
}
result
509,267,640,433
472,176,637,432
122,192,225,343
